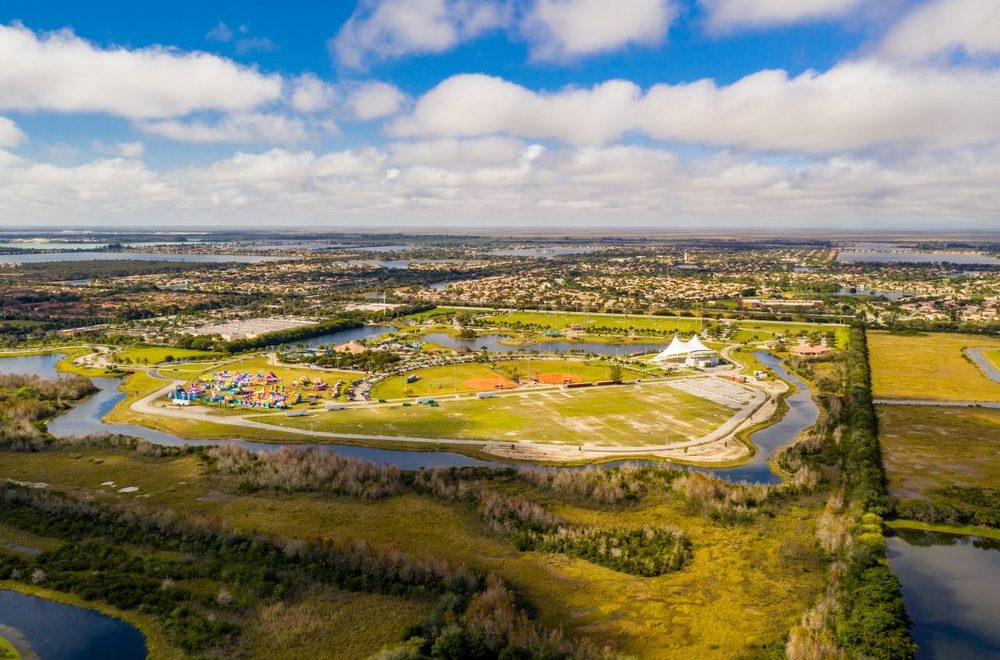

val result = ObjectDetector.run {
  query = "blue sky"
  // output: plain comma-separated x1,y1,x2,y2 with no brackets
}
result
0,0,998,229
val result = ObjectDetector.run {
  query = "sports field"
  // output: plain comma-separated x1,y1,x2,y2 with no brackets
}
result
270,379,738,446
112,345,216,365
425,308,850,346
370,358,640,400
868,331,1000,401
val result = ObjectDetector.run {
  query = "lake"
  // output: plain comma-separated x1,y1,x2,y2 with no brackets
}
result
488,246,599,258
0,241,198,250
0,590,146,659
0,252,285,265
282,325,396,349
887,529,1000,659
837,250,1000,266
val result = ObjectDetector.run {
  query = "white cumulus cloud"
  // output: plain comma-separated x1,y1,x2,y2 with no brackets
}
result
391,74,644,144
393,61,1000,152
0,117,26,148
139,113,318,144
332,0,508,68
522,0,677,60
880,0,1000,61
346,81,407,119
0,23,282,119
700,0,862,32
290,74,339,113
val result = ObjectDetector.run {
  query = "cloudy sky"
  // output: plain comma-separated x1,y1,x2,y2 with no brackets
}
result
1,0,998,229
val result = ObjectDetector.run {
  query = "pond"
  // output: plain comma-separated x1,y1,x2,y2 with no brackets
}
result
0,590,146,659
421,333,664,356
282,325,396,349
887,529,1000,659
0,352,813,483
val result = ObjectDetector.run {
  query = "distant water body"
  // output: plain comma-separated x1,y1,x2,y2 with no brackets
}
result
0,252,285,264
837,250,1000,266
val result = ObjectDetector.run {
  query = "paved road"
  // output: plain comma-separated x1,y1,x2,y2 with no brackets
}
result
874,399,1000,409
965,347,1000,384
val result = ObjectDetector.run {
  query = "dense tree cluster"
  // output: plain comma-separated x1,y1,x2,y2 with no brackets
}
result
290,348,401,372
784,329,917,660
412,468,692,577
0,373,96,449
208,443,403,499
671,472,772,525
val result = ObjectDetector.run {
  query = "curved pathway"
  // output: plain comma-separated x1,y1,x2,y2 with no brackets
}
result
131,370,777,463
965,347,1000,384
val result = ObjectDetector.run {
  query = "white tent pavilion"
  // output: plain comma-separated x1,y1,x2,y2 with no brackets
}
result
652,334,720,367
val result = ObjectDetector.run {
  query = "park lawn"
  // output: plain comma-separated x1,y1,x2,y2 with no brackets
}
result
868,331,1000,401
0,447,825,659
478,309,850,345
372,358,640,400
111,345,216,365
274,380,735,446
371,362,504,399
482,310,705,335
155,360,233,378
730,322,850,347
404,307,850,346
876,404,1000,502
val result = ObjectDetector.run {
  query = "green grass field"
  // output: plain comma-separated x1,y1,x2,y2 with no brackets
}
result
453,308,850,346
868,331,1000,401
272,380,736,446
370,358,638,400
0,447,825,659
986,348,1000,370
111,345,216,365
877,405,1000,500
